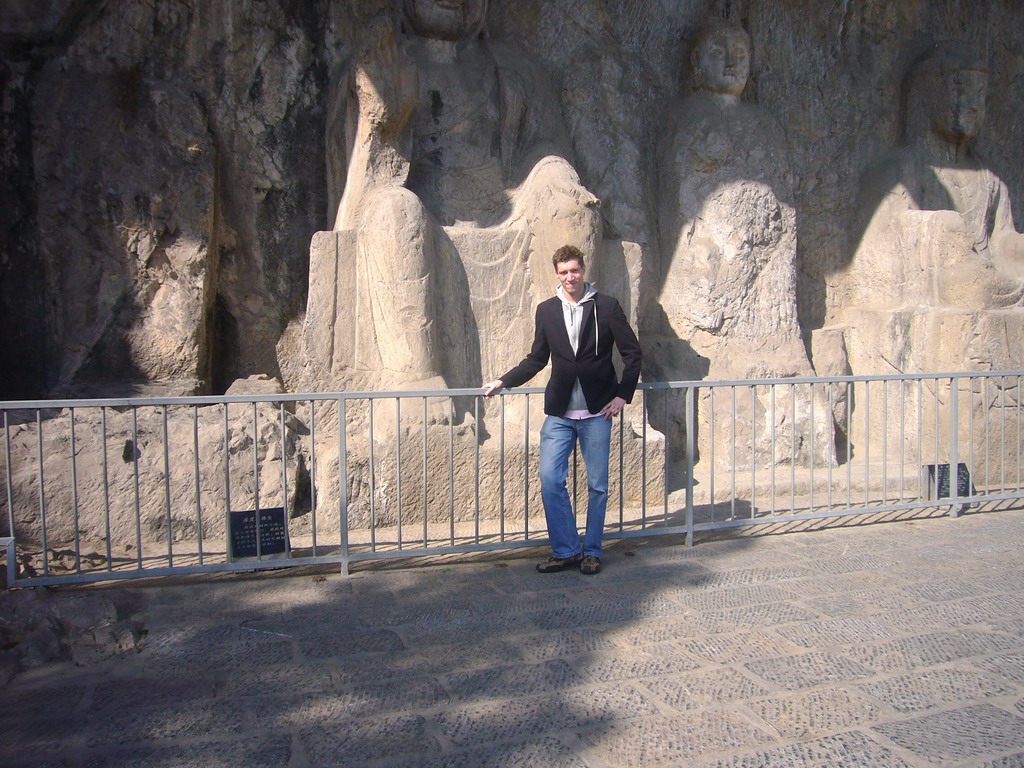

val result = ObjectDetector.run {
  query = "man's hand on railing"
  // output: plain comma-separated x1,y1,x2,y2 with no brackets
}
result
482,380,504,398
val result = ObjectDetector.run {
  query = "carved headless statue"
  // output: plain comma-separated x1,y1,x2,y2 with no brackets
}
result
323,0,600,394
652,19,831,469
848,43,1024,311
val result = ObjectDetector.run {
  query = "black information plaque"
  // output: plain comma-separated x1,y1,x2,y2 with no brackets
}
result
921,462,975,504
228,507,289,561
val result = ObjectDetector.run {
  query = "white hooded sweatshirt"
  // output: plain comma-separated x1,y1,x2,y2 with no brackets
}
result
556,281,599,417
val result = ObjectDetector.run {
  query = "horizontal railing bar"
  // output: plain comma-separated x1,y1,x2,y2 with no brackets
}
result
6,524,701,585
7,552,357,587
3,370,1023,410
690,507,943,532
678,490,1019,523
689,497,1019,531
347,538,552,562
347,525,701,561
0,387,537,410
633,370,1024,390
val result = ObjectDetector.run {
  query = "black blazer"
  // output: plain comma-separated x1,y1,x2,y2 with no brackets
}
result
499,292,642,417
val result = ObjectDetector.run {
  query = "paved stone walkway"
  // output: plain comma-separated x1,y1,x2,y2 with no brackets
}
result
3,508,1024,767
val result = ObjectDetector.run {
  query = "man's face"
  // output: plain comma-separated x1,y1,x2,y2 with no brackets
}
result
694,29,750,96
555,258,586,300
928,65,988,146
404,0,487,41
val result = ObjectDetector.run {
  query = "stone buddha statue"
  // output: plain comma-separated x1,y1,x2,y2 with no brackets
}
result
651,18,831,469
316,0,601,395
654,18,808,381
847,43,1024,311
832,43,1024,475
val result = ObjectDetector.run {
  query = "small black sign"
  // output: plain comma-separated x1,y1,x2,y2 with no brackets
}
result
228,507,289,561
922,462,975,502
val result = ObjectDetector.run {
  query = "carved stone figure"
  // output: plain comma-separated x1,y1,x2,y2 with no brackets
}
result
651,19,831,469
833,43,1024,478
309,0,600,395
846,43,1024,311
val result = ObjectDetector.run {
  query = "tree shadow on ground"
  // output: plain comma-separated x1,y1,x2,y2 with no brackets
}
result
0,530,776,768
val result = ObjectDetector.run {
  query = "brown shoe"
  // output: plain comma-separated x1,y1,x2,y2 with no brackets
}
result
536,553,583,573
580,555,602,575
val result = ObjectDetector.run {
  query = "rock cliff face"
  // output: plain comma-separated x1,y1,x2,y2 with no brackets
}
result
2,0,1024,399
2,0,334,397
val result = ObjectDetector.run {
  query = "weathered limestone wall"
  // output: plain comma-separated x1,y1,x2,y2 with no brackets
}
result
2,0,1024,398
2,0,333,397
4,1,1024,556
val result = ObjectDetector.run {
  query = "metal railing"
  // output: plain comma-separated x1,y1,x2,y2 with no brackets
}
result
2,371,1022,586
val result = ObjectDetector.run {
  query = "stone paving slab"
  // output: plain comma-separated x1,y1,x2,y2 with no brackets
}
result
2,507,1024,767
746,685,885,740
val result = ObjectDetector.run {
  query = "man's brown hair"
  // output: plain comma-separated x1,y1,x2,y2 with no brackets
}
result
552,245,586,271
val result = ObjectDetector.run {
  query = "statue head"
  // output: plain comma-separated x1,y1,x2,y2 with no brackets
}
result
404,0,487,42
690,18,750,96
907,43,989,147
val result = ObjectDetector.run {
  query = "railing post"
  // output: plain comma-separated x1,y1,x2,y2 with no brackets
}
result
69,408,81,574
193,406,204,566
685,385,696,546
223,403,232,562
524,393,531,539
338,397,350,576
36,410,48,577
2,537,16,587
950,377,961,518
4,410,16,567
422,397,429,548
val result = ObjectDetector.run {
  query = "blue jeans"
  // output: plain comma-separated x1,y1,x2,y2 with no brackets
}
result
539,414,612,558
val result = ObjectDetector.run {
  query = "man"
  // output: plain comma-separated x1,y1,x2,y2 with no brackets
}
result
483,246,642,575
